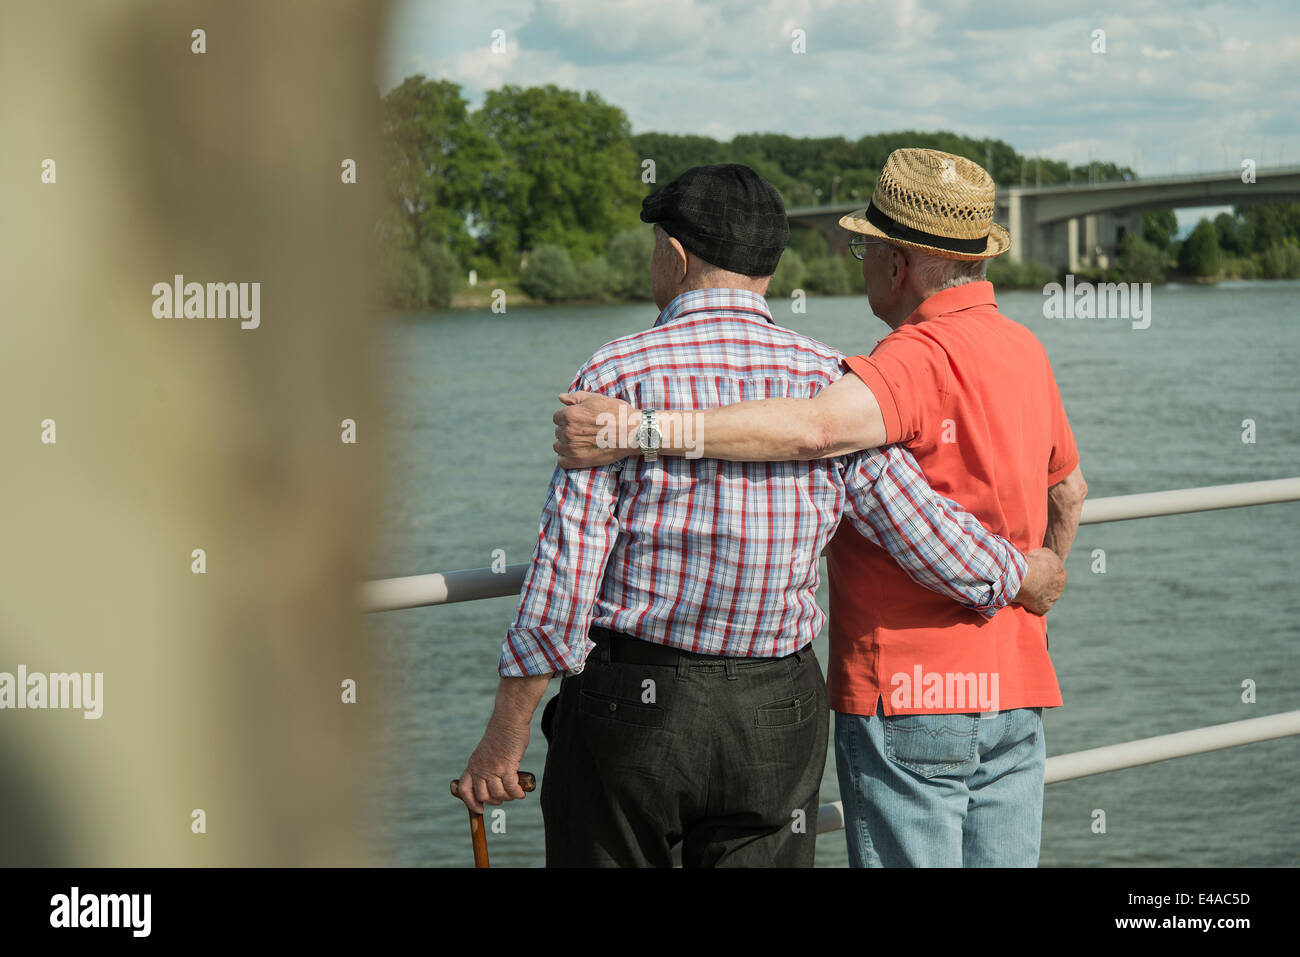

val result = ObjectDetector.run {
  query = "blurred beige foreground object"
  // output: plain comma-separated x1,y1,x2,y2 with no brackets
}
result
0,1,387,864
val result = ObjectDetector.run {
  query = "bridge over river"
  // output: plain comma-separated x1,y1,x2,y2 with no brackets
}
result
787,165,1300,271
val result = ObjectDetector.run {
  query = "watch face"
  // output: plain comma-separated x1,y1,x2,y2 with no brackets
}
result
636,423,662,450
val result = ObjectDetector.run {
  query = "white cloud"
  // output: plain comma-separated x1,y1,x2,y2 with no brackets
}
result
383,0,1300,174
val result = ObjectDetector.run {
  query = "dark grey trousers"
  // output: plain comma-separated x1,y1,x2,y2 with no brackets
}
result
540,629,828,867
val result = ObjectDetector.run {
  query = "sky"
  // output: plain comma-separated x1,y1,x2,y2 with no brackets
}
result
381,0,1300,225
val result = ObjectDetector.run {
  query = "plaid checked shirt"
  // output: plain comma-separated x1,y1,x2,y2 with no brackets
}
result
499,288,1027,677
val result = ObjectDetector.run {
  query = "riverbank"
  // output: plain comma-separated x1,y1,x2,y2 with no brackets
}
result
414,256,1298,313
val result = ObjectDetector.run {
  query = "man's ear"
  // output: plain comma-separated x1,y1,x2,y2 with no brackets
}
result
889,248,908,292
667,235,690,279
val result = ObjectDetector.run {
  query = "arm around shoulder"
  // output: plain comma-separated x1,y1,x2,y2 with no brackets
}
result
804,372,889,458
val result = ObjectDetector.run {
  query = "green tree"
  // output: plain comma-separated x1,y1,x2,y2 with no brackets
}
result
576,256,617,301
1142,210,1179,250
788,227,828,260
1116,232,1166,284
379,76,498,260
803,257,851,295
1178,219,1221,277
1213,212,1242,254
372,75,1165,306
1227,255,1259,279
785,182,819,207
476,85,644,262
1257,241,1300,279
519,244,581,301
768,250,807,299
630,133,732,187
420,240,461,308
1238,203,1300,253
987,257,1057,289
842,253,866,290
371,237,430,308
607,227,655,300
628,129,1112,203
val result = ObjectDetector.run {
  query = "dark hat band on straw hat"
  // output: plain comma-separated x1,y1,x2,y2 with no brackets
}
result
839,148,1011,261
862,201,990,255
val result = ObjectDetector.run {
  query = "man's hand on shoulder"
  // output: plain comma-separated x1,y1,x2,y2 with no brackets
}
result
1014,547,1067,616
554,391,637,469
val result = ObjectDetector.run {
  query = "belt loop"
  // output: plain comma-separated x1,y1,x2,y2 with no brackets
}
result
591,627,612,665
724,658,738,680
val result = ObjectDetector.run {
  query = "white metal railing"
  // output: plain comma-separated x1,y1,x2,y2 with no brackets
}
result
365,474,1300,857
818,709,1300,833
360,477,1300,612
659,709,1300,859
1077,476,1300,524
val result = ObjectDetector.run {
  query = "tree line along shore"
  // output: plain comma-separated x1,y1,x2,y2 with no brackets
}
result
374,77,1300,311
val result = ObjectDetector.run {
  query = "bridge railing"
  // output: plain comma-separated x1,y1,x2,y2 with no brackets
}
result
1001,163,1300,192
786,166,1300,212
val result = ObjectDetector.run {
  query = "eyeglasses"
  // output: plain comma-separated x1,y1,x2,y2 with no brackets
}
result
848,238,889,261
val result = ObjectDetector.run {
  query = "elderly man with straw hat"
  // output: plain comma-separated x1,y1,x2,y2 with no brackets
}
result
553,148,1088,867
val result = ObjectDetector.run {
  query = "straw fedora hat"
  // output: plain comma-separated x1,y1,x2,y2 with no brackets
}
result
840,148,1011,261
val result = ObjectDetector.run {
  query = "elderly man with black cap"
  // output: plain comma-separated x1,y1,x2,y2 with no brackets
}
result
458,163,1065,867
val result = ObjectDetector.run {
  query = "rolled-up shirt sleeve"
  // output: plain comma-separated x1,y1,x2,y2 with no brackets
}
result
500,370,620,677
843,329,949,447
838,444,1027,617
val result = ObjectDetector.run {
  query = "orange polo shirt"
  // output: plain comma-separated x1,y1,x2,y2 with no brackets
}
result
828,281,1078,716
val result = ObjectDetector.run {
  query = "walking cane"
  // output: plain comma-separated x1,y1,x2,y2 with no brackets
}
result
449,772,536,868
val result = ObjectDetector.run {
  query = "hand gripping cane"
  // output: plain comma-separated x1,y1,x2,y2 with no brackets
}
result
449,772,536,868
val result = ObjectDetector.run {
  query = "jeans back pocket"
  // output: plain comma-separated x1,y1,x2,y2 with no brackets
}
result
883,713,979,778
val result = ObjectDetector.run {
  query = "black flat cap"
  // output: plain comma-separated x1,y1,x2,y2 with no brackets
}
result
641,164,789,277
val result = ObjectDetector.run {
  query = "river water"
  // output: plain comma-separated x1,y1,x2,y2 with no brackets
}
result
363,279,1300,867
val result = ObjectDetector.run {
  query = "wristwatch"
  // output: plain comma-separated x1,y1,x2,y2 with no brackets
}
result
635,410,662,461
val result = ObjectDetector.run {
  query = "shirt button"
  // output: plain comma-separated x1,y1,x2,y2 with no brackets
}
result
609,703,618,712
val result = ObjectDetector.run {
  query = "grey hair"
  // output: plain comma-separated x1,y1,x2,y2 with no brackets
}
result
877,243,988,293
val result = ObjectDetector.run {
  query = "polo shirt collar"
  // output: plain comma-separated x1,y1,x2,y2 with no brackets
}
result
905,280,997,325
654,288,775,329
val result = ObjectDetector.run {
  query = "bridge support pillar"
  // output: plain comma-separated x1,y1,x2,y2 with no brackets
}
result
1005,192,1024,263
1084,214,1100,267
1067,217,1080,273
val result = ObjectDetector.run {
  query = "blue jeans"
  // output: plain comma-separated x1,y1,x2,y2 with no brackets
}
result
834,700,1046,867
